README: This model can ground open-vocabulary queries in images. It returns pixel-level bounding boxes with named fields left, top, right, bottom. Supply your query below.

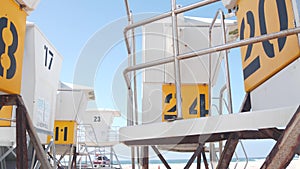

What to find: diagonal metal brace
left=184, top=144, right=204, bottom=169
left=0, top=95, right=52, bottom=169
left=151, top=146, right=171, bottom=169
left=261, top=106, right=300, bottom=169
left=216, top=133, right=240, bottom=169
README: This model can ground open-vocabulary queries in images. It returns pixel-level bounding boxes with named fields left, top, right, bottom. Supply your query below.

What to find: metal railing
left=123, top=1, right=300, bottom=169
left=208, top=9, right=233, bottom=115
left=124, top=0, right=221, bottom=54
left=123, top=1, right=300, bottom=121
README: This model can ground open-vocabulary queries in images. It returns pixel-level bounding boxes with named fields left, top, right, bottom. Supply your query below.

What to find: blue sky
left=27, top=0, right=275, bottom=159
left=28, top=0, right=244, bottom=114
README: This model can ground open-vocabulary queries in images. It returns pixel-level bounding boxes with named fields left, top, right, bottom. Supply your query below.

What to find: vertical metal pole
left=209, top=143, right=217, bottom=168
left=208, top=27, right=212, bottom=117
left=131, top=18, right=140, bottom=168
left=16, top=106, right=28, bottom=169
left=219, top=11, right=233, bottom=114
left=171, top=0, right=183, bottom=119
left=136, top=147, right=140, bottom=169
left=71, top=146, right=77, bottom=169
left=68, top=145, right=73, bottom=169
left=110, top=146, right=113, bottom=167
left=141, top=146, right=149, bottom=169
left=124, top=1, right=136, bottom=168
left=219, top=141, right=223, bottom=161
left=197, top=151, right=201, bottom=169
left=52, top=139, right=57, bottom=169
left=131, top=147, right=136, bottom=169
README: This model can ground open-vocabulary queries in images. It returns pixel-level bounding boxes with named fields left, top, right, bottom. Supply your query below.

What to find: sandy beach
left=121, top=158, right=300, bottom=169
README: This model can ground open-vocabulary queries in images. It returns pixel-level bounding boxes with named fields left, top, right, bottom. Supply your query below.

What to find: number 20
left=240, top=0, right=288, bottom=79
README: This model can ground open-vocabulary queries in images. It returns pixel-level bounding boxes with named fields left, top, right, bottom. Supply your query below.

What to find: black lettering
left=0, top=17, right=18, bottom=79
left=63, top=127, right=68, bottom=141
left=243, top=56, right=261, bottom=79
left=200, top=94, right=208, bottom=117
left=55, top=127, right=59, bottom=141
left=164, top=93, right=176, bottom=113
left=240, top=11, right=255, bottom=61
left=189, top=98, right=197, bottom=115
left=259, top=0, right=288, bottom=58
left=44, top=45, right=54, bottom=70
left=0, top=17, right=7, bottom=77
left=7, top=22, right=17, bottom=79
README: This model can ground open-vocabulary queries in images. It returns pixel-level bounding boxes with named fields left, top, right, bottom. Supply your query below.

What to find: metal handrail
left=78, top=124, right=99, bottom=144
left=208, top=9, right=229, bottom=116
left=124, top=27, right=300, bottom=89
left=124, top=0, right=221, bottom=54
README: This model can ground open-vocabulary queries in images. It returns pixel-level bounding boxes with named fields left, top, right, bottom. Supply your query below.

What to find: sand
left=121, top=158, right=300, bottom=169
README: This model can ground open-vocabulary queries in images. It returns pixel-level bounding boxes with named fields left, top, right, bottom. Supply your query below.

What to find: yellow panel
left=49, top=120, right=77, bottom=145
left=0, top=0, right=27, bottom=94
left=0, top=106, right=12, bottom=126
left=162, top=84, right=209, bottom=121
left=237, top=0, right=300, bottom=92
left=162, top=84, right=177, bottom=121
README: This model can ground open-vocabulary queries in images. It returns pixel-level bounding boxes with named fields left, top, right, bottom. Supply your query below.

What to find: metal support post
left=110, top=146, right=113, bottom=167
left=171, top=0, right=183, bottom=119
left=201, top=151, right=209, bottom=169
left=197, top=151, right=201, bottom=169
left=141, top=146, right=148, bottom=169
left=16, top=105, right=28, bottom=169
left=71, top=146, right=77, bottom=169
left=209, top=143, right=217, bottom=168
left=68, top=145, right=73, bottom=169
left=131, top=147, right=136, bottom=169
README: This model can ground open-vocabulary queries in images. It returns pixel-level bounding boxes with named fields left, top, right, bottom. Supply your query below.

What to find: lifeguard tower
left=78, top=109, right=122, bottom=169
left=120, top=0, right=300, bottom=169
left=0, top=8, right=62, bottom=169
left=52, top=82, right=95, bottom=168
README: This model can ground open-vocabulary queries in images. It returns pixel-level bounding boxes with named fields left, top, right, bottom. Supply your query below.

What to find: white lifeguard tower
left=120, top=0, right=300, bottom=169
left=0, top=20, right=62, bottom=169
left=52, top=81, right=95, bottom=168
left=78, top=109, right=122, bottom=169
